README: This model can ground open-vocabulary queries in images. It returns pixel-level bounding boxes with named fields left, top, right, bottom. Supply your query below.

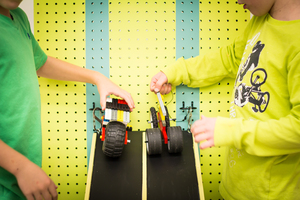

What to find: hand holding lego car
left=150, top=71, right=172, bottom=95
left=95, top=73, right=135, bottom=111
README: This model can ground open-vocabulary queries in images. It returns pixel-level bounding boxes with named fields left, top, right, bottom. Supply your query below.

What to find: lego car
left=146, top=92, right=183, bottom=155
left=95, top=98, right=132, bottom=157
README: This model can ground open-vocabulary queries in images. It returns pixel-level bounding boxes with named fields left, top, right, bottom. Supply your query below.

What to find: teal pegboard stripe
left=86, top=0, right=109, bottom=165
left=176, top=0, right=200, bottom=130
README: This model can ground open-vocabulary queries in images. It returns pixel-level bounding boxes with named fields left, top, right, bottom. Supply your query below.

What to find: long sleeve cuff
left=214, top=116, right=237, bottom=147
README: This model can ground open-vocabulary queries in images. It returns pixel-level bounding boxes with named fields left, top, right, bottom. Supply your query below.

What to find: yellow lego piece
left=117, top=110, right=124, bottom=122
left=158, top=106, right=165, bottom=121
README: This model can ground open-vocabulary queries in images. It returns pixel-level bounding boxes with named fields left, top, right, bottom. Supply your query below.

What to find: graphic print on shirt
left=234, top=40, right=270, bottom=113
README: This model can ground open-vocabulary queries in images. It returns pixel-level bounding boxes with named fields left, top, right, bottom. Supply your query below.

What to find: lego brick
left=106, top=98, right=113, bottom=103
left=111, top=109, right=118, bottom=121
left=104, top=108, right=112, bottom=121
left=117, top=110, right=124, bottom=122
left=123, top=111, right=130, bottom=124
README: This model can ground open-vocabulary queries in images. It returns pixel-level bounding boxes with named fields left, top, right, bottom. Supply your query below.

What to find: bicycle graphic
left=234, top=68, right=270, bottom=113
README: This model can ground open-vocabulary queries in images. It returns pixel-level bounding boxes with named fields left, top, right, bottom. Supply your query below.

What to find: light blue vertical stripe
left=176, top=0, right=200, bottom=130
left=86, top=0, right=109, bottom=165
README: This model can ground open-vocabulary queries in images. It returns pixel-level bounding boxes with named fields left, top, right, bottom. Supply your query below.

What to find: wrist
left=0, top=140, right=29, bottom=177
left=214, top=117, right=236, bottom=147
left=92, top=71, right=106, bottom=86
left=10, top=155, right=31, bottom=177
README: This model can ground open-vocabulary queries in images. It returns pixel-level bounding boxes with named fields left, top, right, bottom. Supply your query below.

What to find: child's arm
left=0, top=140, right=58, bottom=200
left=150, top=15, right=255, bottom=94
left=36, top=56, right=135, bottom=111
left=149, top=47, right=242, bottom=96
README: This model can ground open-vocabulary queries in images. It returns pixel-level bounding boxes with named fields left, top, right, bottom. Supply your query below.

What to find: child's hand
left=191, top=115, right=216, bottom=149
left=15, top=161, right=58, bottom=200
left=96, top=74, right=135, bottom=111
left=150, top=71, right=172, bottom=94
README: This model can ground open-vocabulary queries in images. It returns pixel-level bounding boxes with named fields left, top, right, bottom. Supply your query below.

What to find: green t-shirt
left=0, top=8, right=47, bottom=200
left=163, top=14, right=300, bottom=199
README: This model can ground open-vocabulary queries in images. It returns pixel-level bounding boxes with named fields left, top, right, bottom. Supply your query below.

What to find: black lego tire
left=102, top=121, right=126, bottom=157
left=167, top=126, right=184, bottom=154
left=164, top=106, right=170, bottom=128
left=150, top=107, right=158, bottom=128
left=146, top=128, right=162, bottom=155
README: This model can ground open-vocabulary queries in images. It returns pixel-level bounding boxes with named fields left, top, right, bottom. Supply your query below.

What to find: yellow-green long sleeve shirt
left=162, top=14, right=300, bottom=200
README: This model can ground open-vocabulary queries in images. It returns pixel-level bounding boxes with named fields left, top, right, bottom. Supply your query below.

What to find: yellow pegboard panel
left=34, top=1, right=87, bottom=199
left=199, top=1, right=250, bottom=200
left=108, top=0, right=177, bottom=131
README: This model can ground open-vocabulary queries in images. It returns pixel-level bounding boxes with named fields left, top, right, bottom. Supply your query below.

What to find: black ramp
left=147, top=131, right=200, bottom=200
left=89, top=131, right=142, bottom=200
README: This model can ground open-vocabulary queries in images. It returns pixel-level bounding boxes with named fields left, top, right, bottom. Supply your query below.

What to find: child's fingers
left=150, top=74, right=161, bottom=92
left=194, top=132, right=209, bottom=143
left=160, top=83, right=172, bottom=94
left=191, top=121, right=205, bottom=136
left=49, top=182, right=58, bottom=200
left=199, top=140, right=214, bottom=149
left=122, top=93, right=135, bottom=111
left=150, top=78, right=157, bottom=92
left=41, top=190, right=52, bottom=200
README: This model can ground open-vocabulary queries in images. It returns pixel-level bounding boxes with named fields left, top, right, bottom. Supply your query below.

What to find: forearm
left=0, top=139, right=30, bottom=176
left=36, top=56, right=105, bottom=85
left=37, top=56, right=135, bottom=110
left=163, top=51, right=238, bottom=88
left=162, top=21, right=250, bottom=88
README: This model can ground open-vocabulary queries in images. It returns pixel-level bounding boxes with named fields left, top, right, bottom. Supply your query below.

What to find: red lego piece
left=157, top=112, right=168, bottom=144
left=101, top=126, right=106, bottom=141
left=162, top=126, right=168, bottom=144
left=118, top=99, right=128, bottom=105
left=124, top=130, right=128, bottom=145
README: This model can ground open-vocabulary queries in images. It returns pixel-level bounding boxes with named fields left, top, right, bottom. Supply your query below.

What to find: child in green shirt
left=0, top=1, right=135, bottom=200
left=151, top=0, right=300, bottom=199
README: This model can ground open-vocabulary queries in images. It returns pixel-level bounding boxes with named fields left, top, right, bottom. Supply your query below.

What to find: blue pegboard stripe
left=86, top=0, right=109, bottom=165
left=176, top=0, right=200, bottom=130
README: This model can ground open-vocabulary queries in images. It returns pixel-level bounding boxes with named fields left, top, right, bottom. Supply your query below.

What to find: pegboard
left=85, top=0, right=178, bottom=164
left=175, top=0, right=200, bottom=131
left=34, top=1, right=87, bottom=200
left=85, top=0, right=110, bottom=166
left=32, top=0, right=250, bottom=199
left=108, top=0, right=177, bottom=132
